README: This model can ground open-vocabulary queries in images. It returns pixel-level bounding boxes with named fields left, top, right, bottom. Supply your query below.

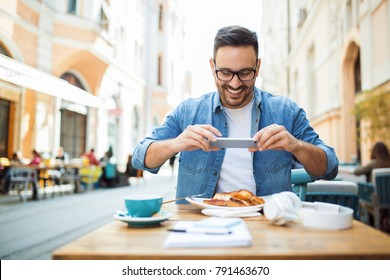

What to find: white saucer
left=114, top=210, right=173, bottom=227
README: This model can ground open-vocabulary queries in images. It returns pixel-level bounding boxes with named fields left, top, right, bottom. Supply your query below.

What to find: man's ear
left=256, top=58, right=261, bottom=77
left=209, top=58, right=215, bottom=76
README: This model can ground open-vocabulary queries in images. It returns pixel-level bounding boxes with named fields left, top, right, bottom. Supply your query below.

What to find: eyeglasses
left=214, top=59, right=258, bottom=82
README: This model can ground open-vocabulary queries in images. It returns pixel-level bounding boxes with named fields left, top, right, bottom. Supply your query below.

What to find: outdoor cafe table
left=52, top=204, right=390, bottom=260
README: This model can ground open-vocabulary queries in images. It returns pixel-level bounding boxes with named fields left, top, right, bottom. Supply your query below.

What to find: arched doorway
left=342, top=42, right=361, bottom=163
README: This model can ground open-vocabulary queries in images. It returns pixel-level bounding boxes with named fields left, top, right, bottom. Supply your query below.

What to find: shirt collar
left=254, top=87, right=262, bottom=109
left=213, top=92, right=223, bottom=113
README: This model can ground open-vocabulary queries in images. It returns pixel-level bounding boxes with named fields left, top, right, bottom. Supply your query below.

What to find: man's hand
left=174, top=124, right=222, bottom=152
left=250, top=124, right=299, bottom=153
left=250, top=124, right=327, bottom=177
left=145, top=124, right=222, bottom=169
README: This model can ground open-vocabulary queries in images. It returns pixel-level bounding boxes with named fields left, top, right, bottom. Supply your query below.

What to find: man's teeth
left=227, top=88, right=241, bottom=94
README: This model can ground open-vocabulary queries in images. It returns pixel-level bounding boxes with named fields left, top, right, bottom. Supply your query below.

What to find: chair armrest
left=291, top=169, right=314, bottom=184
left=357, top=182, right=374, bottom=202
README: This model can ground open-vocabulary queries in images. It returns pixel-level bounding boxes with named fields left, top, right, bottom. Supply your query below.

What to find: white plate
left=114, top=210, right=173, bottom=227
left=201, top=209, right=261, bottom=218
left=185, top=197, right=263, bottom=212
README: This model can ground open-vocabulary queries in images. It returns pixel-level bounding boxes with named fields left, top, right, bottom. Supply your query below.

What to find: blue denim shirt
left=132, top=88, right=339, bottom=202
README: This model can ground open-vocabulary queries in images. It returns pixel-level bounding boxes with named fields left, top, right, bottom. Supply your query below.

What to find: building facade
left=261, top=0, right=390, bottom=165
left=0, top=0, right=188, bottom=171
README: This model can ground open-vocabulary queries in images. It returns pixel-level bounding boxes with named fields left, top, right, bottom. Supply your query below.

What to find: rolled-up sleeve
left=318, top=144, right=339, bottom=180
left=132, top=138, right=161, bottom=174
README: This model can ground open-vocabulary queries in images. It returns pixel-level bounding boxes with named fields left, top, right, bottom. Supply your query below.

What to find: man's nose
left=229, top=73, right=242, bottom=88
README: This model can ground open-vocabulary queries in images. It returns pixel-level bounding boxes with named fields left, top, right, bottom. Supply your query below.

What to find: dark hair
left=371, top=142, right=390, bottom=160
left=213, top=25, right=258, bottom=58
left=32, top=149, right=41, bottom=158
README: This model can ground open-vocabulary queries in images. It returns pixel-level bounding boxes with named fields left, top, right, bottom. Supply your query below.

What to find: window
left=0, top=99, right=11, bottom=157
left=0, top=43, right=11, bottom=56
left=354, top=51, right=361, bottom=94
left=306, top=44, right=316, bottom=117
left=68, top=0, right=77, bottom=14
left=134, top=41, right=144, bottom=77
left=100, top=8, right=109, bottom=32
left=346, top=0, right=352, bottom=31
left=297, top=8, right=307, bottom=28
left=158, top=55, right=163, bottom=86
left=131, top=107, right=139, bottom=149
left=60, top=109, right=87, bottom=159
left=158, top=4, right=164, bottom=31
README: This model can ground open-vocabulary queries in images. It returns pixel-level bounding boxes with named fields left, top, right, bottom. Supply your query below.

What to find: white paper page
left=164, top=220, right=252, bottom=248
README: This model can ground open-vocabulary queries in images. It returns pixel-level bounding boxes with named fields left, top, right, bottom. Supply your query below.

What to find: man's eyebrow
left=217, top=66, right=255, bottom=71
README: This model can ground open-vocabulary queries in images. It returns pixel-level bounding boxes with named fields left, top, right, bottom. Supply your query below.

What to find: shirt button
left=213, top=171, right=218, bottom=176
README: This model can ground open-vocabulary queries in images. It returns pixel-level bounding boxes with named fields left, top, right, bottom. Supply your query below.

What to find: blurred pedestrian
left=169, top=155, right=176, bottom=175
left=82, top=148, right=100, bottom=166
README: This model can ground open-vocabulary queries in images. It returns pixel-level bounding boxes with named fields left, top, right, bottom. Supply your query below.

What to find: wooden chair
left=59, top=167, right=80, bottom=193
left=305, top=180, right=360, bottom=220
left=9, top=167, right=38, bottom=202
left=358, top=168, right=390, bottom=229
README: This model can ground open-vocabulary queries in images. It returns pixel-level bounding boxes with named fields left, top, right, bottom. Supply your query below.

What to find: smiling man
left=132, top=25, right=338, bottom=202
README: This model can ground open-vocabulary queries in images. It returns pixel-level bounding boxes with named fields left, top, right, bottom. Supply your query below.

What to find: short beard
left=218, top=83, right=254, bottom=108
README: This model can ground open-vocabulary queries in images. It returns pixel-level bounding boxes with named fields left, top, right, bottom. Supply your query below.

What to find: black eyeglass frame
left=213, top=59, right=258, bottom=82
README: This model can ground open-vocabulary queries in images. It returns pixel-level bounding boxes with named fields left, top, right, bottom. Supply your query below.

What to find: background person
left=354, top=141, right=390, bottom=182
left=55, top=146, right=69, bottom=164
left=132, top=25, right=338, bottom=202
left=28, top=149, right=42, bottom=166
left=169, top=155, right=176, bottom=175
left=82, top=148, right=100, bottom=166
left=126, top=154, right=140, bottom=178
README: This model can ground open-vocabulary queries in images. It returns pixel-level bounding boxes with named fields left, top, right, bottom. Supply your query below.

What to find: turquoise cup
left=124, top=195, right=163, bottom=217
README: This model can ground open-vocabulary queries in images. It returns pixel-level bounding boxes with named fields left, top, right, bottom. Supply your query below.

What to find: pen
left=167, top=228, right=232, bottom=235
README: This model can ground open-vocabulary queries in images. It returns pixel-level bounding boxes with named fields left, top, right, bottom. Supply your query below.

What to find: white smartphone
left=210, top=137, right=257, bottom=149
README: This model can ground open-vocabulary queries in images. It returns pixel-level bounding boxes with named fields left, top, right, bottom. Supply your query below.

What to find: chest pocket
left=179, top=150, right=208, bottom=173
left=260, top=150, right=292, bottom=173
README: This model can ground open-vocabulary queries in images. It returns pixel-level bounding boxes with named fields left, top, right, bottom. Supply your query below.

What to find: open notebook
left=164, top=218, right=252, bottom=248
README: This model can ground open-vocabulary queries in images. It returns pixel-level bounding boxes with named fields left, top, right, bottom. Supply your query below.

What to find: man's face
left=210, top=46, right=260, bottom=109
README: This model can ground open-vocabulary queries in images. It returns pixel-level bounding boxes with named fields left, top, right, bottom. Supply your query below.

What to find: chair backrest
left=305, top=180, right=359, bottom=219
left=10, top=167, right=36, bottom=181
left=372, top=168, right=390, bottom=206
left=372, top=168, right=390, bottom=178
left=305, top=192, right=360, bottom=220
left=307, top=180, right=358, bottom=194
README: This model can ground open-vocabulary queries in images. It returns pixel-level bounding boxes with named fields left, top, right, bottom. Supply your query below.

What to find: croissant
left=203, top=189, right=265, bottom=207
